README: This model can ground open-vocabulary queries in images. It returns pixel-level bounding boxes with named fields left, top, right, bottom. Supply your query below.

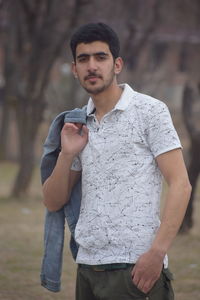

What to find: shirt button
left=145, top=297, right=149, bottom=300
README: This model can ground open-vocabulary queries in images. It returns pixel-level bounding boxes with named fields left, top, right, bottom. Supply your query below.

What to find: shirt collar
left=86, top=83, right=135, bottom=116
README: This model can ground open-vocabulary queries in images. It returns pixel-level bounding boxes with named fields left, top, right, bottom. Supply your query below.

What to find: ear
left=71, top=62, right=78, bottom=78
left=114, top=57, right=123, bottom=75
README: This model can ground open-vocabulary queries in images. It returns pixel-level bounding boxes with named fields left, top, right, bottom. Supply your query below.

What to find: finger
left=74, top=122, right=83, bottom=130
left=132, top=270, right=140, bottom=286
left=137, top=279, right=146, bottom=293
left=131, top=265, right=141, bottom=282
left=62, top=123, right=82, bottom=135
left=139, top=275, right=157, bottom=293
left=142, top=281, right=152, bottom=294
left=62, top=122, right=79, bottom=130
left=82, top=125, right=89, bottom=136
left=131, top=265, right=136, bottom=277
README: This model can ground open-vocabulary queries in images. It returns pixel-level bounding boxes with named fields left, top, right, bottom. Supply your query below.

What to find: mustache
left=84, top=72, right=102, bottom=80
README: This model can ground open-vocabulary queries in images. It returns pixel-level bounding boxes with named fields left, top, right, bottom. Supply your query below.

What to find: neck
left=91, top=82, right=123, bottom=121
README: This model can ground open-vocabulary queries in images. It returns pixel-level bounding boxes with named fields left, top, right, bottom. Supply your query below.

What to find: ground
left=0, top=162, right=199, bottom=300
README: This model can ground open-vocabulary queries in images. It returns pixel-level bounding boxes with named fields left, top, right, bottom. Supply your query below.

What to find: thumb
left=81, top=125, right=89, bottom=143
left=82, top=125, right=89, bottom=136
left=131, top=265, right=136, bottom=277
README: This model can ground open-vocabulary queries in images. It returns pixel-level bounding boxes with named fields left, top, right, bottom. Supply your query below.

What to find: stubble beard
left=81, top=68, right=116, bottom=95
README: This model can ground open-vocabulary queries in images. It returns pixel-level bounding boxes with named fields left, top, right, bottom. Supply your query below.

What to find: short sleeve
left=71, top=155, right=82, bottom=171
left=147, top=102, right=182, bottom=157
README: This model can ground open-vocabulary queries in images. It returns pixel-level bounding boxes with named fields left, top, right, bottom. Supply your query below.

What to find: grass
left=0, top=162, right=76, bottom=300
left=0, top=162, right=199, bottom=300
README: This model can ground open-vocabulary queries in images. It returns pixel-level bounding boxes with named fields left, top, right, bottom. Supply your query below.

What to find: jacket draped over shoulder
left=40, top=107, right=87, bottom=292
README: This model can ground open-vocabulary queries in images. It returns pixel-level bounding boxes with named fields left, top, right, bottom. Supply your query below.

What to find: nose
left=87, top=56, right=97, bottom=72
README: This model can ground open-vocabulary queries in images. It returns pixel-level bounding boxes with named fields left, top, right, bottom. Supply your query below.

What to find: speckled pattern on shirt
left=71, top=84, right=182, bottom=267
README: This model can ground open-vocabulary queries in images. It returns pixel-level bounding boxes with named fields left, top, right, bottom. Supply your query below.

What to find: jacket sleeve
left=40, top=209, right=65, bottom=292
left=40, top=107, right=86, bottom=292
left=40, top=148, right=60, bottom=184
left=40, top=111, right=65, bottom=184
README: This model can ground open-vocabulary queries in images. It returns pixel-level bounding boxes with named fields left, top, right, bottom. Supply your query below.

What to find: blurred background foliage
left=0, top=0, right=200, bottom=232
left=0, top=1, right=200, bottom=299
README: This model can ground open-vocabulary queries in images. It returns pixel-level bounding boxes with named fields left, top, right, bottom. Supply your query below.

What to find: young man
left=42, top=23, right=191, bottom=300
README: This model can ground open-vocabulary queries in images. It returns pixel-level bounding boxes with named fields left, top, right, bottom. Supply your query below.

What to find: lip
left=85, top=77, right=100, bottom=84
left=85, top=75, right=102, bottom=81
left=87, top=76, right=98, bottom=81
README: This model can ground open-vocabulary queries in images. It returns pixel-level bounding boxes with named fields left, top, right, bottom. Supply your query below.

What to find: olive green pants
left=76, top=265, right=174, bottom=300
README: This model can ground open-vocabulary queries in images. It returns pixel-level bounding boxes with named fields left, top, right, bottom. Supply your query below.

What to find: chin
left=84, top=84, right=106, bottom=95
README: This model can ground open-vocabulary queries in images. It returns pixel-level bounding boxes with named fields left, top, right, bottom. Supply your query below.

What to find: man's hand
left=131, top=249, right=164, bottom=294
left=61, top=123, right=88, bottom=156
left=42, top=122, right=88, bottom=212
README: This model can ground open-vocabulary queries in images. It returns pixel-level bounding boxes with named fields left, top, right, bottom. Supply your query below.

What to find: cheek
left=75, top=64, right=85, bottom=74
left=76, top=69, right=85, bottom=80
left=107, top=65, right=116, bottom=76
left=102, top=62, right=115, bottom=73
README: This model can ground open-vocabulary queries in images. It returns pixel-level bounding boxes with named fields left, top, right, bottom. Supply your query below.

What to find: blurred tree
left=0, top=0, right=162, bottom=197
left=0, top=0, right=92, bottom=196
left=0, top=0, right=199, bottom=234
left=180, top=83, right=200, bottom=232
left=122, top=0, right=200, bottom=233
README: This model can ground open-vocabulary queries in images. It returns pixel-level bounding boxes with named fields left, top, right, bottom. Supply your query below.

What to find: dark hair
left=70, top=22, right=120, bottom=61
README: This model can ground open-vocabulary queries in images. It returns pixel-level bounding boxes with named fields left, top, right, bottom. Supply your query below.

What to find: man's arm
left=42, top=123, right=88, bottom=212
left=132, top=148, right=192, bottom=293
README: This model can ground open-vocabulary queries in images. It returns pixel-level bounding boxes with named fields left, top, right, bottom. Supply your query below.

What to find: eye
left=96, top=54, right=107, bottom=61
left=77, top=56, right=88, bottom=63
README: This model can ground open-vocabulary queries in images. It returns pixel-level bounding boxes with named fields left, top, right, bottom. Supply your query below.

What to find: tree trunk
left=0, top=100, right=10, bottom=160
left=11, top=96, right=44, bottom=197
left=11, top=137, right=36, bottom=197
left=179, top=143, right=200, bottom=232
left=180, top=83, right=200, bottom=233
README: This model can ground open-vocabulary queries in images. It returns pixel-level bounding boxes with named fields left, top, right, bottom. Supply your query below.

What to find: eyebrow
left=76, top=52, right=109, bottom=59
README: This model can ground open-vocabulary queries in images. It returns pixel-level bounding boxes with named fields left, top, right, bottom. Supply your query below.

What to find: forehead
left=76, top=41, right=111, bottom=57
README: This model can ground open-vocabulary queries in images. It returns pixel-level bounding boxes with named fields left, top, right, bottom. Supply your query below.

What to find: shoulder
left=126, top=90, right=169, bottom=128
left=131, top=90, right=168, bottom=113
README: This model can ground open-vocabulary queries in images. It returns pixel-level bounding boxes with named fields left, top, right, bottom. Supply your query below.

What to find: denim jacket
left=40, top=107, right=87, bottom=292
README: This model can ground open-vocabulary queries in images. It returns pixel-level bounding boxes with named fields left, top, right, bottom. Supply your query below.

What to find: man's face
left=72, top=41, right=122, bottom=95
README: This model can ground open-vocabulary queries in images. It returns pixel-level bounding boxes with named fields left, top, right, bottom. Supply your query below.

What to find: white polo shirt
left=71, top=84, right=182, bottom=267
